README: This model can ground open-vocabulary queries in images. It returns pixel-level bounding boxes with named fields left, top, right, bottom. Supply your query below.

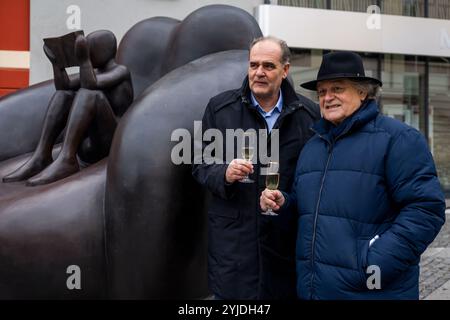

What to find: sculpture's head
left=87, top=30, right=117, bottom=68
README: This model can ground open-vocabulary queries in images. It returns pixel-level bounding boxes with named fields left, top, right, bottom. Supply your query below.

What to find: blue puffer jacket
left=283, top=100, right=446, bottom=299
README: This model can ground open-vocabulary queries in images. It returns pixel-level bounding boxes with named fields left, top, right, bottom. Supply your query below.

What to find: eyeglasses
left=317, top=86, right=347, bottom=98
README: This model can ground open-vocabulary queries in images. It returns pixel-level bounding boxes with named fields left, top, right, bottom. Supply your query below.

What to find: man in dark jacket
left=192, top=36, right=319, bottom=299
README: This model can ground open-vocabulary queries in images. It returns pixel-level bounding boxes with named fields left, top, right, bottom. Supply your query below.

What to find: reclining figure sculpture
left=3, top=30, right=133, bottom=186
left=0, top=5, right=262, bottom=299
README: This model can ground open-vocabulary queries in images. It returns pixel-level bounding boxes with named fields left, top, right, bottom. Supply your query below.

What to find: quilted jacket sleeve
left=366, top=128, right=446, bottom=287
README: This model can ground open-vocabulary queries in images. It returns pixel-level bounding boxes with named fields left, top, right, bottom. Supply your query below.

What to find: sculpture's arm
left=75, top=35, right=97, bottom=89
left=75, top=35, right=130, bottom=90
left=93, top=65, right=131, bottom=89
left=75, top=35, right=96, bottom=89
left=43, top=44, right=80, bottom=90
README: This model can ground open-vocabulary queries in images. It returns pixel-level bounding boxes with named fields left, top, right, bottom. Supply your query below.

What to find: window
left=277, top=0, right=327, bottom=9
left=428, top=0, right=450, bottom=20
left=429, top=58, right=450, bottom=192
left=381, top=54, right=426, bottom=133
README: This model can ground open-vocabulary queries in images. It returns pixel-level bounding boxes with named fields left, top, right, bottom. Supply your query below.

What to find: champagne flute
left=262, top=161, right=279, bottom=216
left=240, top=132, right=254, bottom=183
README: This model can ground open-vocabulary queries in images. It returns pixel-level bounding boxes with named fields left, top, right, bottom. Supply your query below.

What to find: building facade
left=262, top=0, right=450, bottom=194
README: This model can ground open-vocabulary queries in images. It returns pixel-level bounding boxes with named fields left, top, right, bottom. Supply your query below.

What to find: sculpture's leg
left=27, top=89, right=117, bottom=186
left=2, top=90, right=75, bottom=182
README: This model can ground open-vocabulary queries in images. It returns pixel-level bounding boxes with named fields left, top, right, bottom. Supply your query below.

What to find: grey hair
left=348, top=79, right=382, bottom=100
left=249, top=36, right=291, bottom=65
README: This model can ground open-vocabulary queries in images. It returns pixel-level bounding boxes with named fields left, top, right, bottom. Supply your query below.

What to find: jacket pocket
left=209, top=208, right=239, bottom=219
left=356, top=238, right=370, bottom=291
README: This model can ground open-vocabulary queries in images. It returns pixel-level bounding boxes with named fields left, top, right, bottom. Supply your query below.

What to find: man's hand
left=260, top=188, right=285, bottom=211
left=225, top=159, right=254, bottom=184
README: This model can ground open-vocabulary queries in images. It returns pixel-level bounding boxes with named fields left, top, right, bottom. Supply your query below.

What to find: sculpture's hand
left=75, top=34, right=90, bottom=63
left=43, top=44, right=57, bottom=64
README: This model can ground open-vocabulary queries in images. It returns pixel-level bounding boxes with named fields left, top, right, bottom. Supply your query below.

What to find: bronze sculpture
left=3, top=30, right=133, bottom=186
left=0, top=5, right=262, bottom=299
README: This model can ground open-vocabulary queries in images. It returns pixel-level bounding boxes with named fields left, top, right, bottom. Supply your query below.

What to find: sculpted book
left=43, top=30, right=85, bottom=68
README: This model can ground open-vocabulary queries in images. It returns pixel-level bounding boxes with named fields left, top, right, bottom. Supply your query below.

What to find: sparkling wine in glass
left=240, top=132, right=254, bottom=183
left=262, top=161, right=279, bottom=216
left=242, top=146, right=254, bottom=162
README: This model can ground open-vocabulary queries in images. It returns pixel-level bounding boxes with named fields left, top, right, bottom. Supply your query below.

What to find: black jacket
left=192, top=77, right=319, bottom=299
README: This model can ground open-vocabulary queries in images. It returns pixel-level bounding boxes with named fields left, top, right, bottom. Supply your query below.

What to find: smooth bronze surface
left=0, top=5, right=262, bottom=298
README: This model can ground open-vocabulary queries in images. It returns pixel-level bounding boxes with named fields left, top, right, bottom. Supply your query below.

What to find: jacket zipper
left=309, top=136, right=333, bottom=299
left=243, top=100, right=267, bottom=298
left=244, top=99, right=299, bottom=297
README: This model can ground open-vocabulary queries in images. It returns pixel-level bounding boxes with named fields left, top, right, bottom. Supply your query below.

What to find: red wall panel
left=0, top=0, right=30, bottom=96
left=0, top=0, right=30, bottom=51
left=0, top=68, right=29, bottom=87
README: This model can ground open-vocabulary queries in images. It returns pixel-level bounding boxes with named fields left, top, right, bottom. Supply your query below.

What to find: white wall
left=30, top=0, right=263, bottom=84
left=256, top=5, right=450, bottom=58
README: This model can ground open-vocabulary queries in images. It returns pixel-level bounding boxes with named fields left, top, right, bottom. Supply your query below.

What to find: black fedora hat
left=300, top=51, right=382, bottom=91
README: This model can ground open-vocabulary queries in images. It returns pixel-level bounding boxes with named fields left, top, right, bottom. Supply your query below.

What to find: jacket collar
left=312, top=99, right=379, bottom=139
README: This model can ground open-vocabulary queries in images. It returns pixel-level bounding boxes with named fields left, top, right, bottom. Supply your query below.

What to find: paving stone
left=419, top=213, right=450, bottom=299
left=424, top=280, right=450, bottom=300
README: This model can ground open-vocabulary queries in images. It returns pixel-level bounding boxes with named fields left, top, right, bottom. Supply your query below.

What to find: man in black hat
left=261, top=51, right=445, bottom=299
left=192, top=36, right=319, bottom=299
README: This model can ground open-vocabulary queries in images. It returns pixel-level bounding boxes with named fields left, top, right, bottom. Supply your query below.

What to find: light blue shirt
left=250, top=91, right=283, bottom=133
